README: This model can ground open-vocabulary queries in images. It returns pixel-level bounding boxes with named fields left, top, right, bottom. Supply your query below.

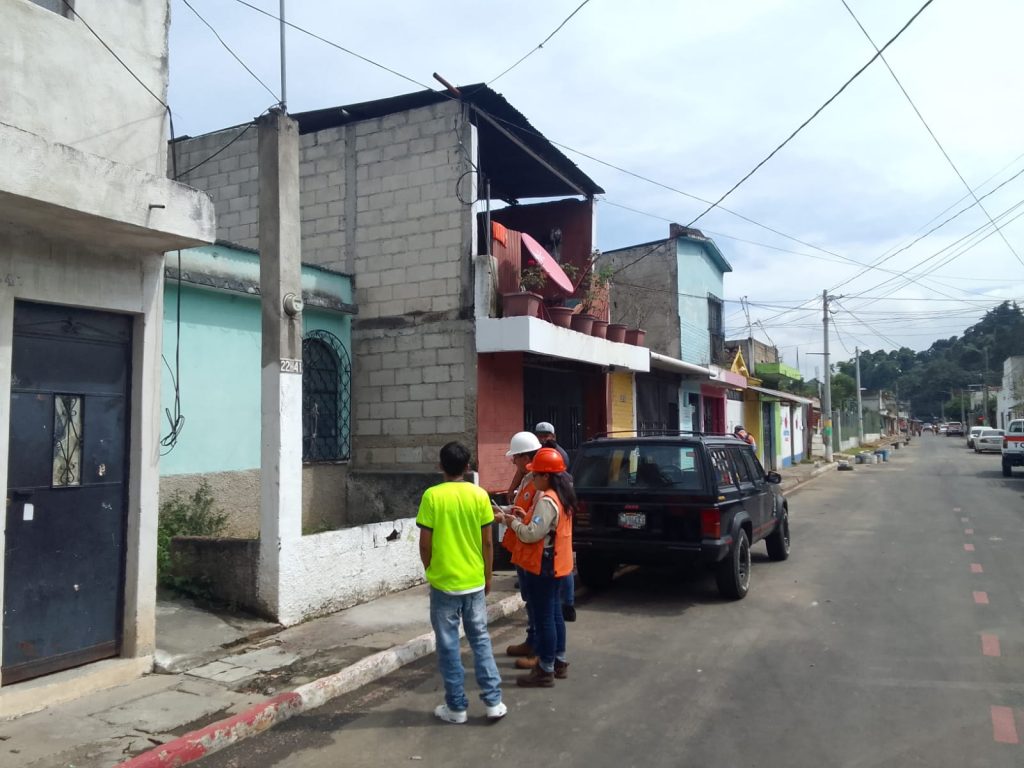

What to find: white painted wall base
left=274, top=518, right=424, bottom=626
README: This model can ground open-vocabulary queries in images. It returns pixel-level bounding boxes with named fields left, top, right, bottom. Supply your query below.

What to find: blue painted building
left=159, top=242, right=356, bottom=536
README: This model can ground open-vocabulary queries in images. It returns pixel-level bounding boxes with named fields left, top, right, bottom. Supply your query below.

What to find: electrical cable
left=839, top=0, right=1024, bottom=269
left=182, top=0, right=281, bottom=104
left=488, top=0, right=594, bottom=85
left=686, top=0, right=937, bottom=226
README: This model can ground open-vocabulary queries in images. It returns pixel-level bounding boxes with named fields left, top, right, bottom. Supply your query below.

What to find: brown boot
left=554, top=660, right=569, bottom=679
left=516, top=666, right=555, bottom=688
left=506, top=641, right=534, bottom=657
left=515, top=656, right=538, bottom=670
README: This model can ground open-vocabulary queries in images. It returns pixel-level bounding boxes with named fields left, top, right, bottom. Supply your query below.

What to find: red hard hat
left=526, top=446, right=566, bottom=473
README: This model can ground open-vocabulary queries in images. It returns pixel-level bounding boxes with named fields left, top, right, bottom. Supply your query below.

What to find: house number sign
left=280, top=358, right=303, bottom=374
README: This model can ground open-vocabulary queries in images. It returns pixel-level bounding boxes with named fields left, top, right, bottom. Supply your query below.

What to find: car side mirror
left=765, top=471, right=782, bottom=484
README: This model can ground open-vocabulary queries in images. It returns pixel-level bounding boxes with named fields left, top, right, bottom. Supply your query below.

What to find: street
left=197, top=436, right=1024, bottom=767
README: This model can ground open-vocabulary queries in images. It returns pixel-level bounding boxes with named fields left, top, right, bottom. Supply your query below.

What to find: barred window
left=302, top=330, right=351, bottom=462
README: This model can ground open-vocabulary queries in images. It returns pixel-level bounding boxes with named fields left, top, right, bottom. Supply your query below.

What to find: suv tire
left=577, top=556, right=615, bottom=590
left=765, top=509, right=791, bottom=562
left=1003, top=461, right=1012, bottom=477
left=716, top=529, right=751, bottom=600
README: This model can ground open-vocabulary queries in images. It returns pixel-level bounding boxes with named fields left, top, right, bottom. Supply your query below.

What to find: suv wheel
left=765, top=509, right=791, bottom=561
left=1003, top=461, right=1012, bottom=478
left=716, top=529, right=751, bottom=600
left=577, top=556, right=615, bottom=590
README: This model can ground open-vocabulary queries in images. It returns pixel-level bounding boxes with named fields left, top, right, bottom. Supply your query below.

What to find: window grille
left=302, top=330, right=351, bottom=462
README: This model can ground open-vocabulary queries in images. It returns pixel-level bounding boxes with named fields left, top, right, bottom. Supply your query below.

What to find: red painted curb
left=118, top=691, right=303, bottom=767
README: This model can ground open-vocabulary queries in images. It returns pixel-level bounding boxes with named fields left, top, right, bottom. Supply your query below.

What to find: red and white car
left=1002, top=420, right=1024, bottom=476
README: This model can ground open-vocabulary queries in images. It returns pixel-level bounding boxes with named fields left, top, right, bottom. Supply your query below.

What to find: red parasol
left=520, top=233, right=574, bottom=294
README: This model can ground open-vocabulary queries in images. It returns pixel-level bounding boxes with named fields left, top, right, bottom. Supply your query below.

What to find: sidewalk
left=1, top=459, right=839, bottom=768
left=0, top=574, right=523, bottom=768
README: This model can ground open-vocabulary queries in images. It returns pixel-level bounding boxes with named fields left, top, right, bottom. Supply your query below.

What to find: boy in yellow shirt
left=417, top=442, right=506, bottom=723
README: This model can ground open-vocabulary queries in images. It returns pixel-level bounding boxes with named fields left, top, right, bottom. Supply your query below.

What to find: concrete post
left=257, top=109, right=304, bottom=619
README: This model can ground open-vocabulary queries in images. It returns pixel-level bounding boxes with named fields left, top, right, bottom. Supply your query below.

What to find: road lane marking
left=971, top=563, right=984, bottom=573
left=974, top=591, right=990, bottom=605
left=965, top=528, right=974, bottom=535
left=961, top=517, right=970, bottom=523
left=954, top=507, right=962, bottom=512
left=965, top=543, right=976, bottom=552
left=991, top=706, right=1019, bottom=744
left=982, top=634, right=1002, bottom=657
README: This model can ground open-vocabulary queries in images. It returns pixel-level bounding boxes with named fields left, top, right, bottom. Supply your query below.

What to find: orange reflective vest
left=500, top=478, right=536, bottom=555
left=513, top=489, right=573, bottom=578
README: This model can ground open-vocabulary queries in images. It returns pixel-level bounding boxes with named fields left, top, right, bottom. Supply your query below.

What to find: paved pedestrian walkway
left=0, top=458, right=841, bottom=768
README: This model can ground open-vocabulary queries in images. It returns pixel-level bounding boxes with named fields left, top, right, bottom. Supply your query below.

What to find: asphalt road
left=198, top=436, right=1024, bottom=767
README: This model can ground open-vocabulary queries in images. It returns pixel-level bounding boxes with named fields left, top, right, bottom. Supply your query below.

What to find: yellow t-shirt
left=416, top=481, right=494, bottom=594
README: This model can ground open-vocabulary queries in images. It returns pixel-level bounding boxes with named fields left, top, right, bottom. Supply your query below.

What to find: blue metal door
left=3, top=302, right=131, bottom=684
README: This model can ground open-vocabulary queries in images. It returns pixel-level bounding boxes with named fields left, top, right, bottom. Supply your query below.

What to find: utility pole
left=984, top=348, right=990, bottom=426
left=960, top=388, right=966, bottom=427
left=822, top=290, right=833, bottom=462
left=279, top=0, right=287, bottom=110
left=855, top=346, right=864, bottom=444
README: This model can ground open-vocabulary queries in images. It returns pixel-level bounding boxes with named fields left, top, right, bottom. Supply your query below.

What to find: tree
left=831, top=372, right=857, bottom=409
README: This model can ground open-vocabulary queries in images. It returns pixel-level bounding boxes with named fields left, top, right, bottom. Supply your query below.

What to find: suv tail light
left=1005, top=438, right=1010, bottom=449
left=575, top=500, right=590, bottom=527
left=700, top=509, right=721, bottom=538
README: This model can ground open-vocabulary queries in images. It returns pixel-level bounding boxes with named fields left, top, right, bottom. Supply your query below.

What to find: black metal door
left=3, top=302, right=131, bottom=685
left=761, top=402, right=776, bottom=471
left=523, top=367, right=583, bottom=453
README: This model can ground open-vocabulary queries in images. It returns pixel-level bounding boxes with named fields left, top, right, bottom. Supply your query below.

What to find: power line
left=489, top=0, right=594, bottom=85
left=838, top=0, right=1024, bottom=269
left=686, top=0, right=937, bottom=226
left=182, top=0, right=281, bottom=104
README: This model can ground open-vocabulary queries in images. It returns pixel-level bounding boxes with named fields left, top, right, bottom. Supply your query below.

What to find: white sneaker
left=485, top=701, right=508, bottom=720
left=434, top=704, right=467, bottom=724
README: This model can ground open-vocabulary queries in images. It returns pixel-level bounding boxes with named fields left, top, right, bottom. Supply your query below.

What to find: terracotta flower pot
left=606, top=323, right=628, bottom=343
left=503, top=292, right=542, bottom=318
left=570, top=313, right=595, bottom=335
left=625, top=328, right=647, bottom=346
left=547, top=305, right=574, bottom=328
left=591, top=319, right=609, bottom=339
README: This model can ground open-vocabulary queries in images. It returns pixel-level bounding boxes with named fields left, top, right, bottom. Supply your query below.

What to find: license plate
left=618, top=512, right=646, bottom=530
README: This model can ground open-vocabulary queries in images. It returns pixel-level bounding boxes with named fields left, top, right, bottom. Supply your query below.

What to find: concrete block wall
left=600, top=242, right=680, bottom=358
left=174, top=100, right=477, bottom=473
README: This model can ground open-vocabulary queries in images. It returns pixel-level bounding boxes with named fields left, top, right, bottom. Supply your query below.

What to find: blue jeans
left=562, top=572, right=575, bottom=606
left=521, top=559, right=566, bottom=672
left=516, top=566, right=537, bottom=648
left=429, top=588, right=502, bottom=711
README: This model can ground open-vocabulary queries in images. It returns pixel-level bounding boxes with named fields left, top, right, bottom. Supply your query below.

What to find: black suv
left=570, top=434, right=790, bottom=599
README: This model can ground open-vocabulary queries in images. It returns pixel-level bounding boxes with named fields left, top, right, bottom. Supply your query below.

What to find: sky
left=167, top=0, right=1024, bottom=378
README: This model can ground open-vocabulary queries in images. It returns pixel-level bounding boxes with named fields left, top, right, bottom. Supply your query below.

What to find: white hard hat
left=506, top=431, right=542, bottom=457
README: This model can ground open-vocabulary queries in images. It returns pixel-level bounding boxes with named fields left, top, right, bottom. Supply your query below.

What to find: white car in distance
left=975, top=429, right=1005, bottom=453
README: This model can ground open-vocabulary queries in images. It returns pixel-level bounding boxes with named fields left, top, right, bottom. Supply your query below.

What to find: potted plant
left=546, top=263, right=578, bottom=328
left=503, top=265, right=546, bottom=318
left=579, top=261, right=614, bottom=338
left=625, top=304, right=648, bottom=346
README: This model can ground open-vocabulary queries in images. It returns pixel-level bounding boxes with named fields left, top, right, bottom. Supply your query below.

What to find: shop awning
left=649, top=351, right=711, bottom=377
left=748, top=385, right=813, bottom=405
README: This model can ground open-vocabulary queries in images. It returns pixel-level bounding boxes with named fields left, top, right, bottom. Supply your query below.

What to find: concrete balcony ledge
left=0, top=121, right=215, bottom=251
left=476, top=315, right=650, bottom=372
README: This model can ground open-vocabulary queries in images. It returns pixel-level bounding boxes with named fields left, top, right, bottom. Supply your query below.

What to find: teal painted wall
left=160, top=245, right=352, bottom=476
left=676, top=239, right=725, bottom=366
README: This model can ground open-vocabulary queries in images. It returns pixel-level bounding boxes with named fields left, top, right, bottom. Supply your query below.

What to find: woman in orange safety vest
left=498, top=446, right=575, bottom=687
left=492, top=431, right=541, bottom=664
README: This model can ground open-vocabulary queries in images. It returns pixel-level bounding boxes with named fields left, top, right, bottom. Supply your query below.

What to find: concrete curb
left=119, top=593, right=525, bottom=767
left=783, top=461, right=838, bottom=496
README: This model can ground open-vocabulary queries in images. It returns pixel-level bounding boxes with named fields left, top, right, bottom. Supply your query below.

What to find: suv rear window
left=573, top=442, right=707, bottom=491
left=1010, top=421, right=1024, bottom=434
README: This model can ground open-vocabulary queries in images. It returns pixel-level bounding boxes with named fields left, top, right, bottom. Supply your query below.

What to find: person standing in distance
left=534, top=422, right=576, bottom=622
left=417, top=442, right=506, bottom=724
left=733, top=425, right=757, bottom=452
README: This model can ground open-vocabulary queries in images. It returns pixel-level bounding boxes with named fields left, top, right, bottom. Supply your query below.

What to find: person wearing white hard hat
left=492, top=431, right=541, bottom=664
